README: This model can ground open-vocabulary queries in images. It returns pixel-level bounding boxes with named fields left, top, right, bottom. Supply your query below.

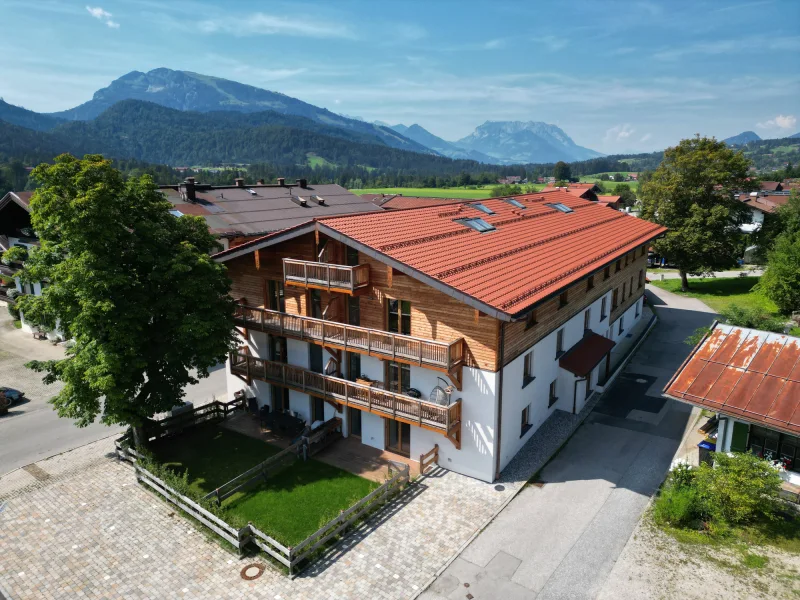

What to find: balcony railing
left=283, top=259, right=369, bottom=293
left=234, top=305, right=465, bottom=372
left=230, top=350, right=461, bottom=439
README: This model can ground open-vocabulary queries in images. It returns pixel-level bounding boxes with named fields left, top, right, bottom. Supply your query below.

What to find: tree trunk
left=132, top=424, right=147, bottom=449
left=679, top=270, right=690, bottom=292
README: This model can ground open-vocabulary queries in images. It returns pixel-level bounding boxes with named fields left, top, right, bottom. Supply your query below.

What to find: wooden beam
left=448, top=366, right=463, bottom=392
left=387, top=265, right=393, bottom=288
left=254, top=249, right=260, bottom=270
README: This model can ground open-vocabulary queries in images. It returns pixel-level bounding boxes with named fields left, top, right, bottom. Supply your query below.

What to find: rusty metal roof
left=664, top=323, right=800, bottom=435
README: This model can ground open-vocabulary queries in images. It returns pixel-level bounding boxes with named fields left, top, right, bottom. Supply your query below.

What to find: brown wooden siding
left=503, top=249, right=649, bottom=366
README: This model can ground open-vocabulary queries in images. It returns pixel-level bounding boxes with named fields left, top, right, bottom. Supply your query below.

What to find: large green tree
left=553, top=161, right=571, bottom=182
left=13, top=154, right=237, bottom=444
left=640, top=136, right=756, bottom=290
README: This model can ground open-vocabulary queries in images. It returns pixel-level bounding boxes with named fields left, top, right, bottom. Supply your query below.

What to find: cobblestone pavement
left=0, top=436, right=518, bottom=600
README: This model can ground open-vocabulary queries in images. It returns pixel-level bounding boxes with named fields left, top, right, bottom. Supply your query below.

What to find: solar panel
left=545, top=203, right=574, bottom=213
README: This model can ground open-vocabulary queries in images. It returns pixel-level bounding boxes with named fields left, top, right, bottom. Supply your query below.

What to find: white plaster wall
left=358, top=354, right=384, bottom=382
left=287, top=338, right=309, bottom=368
left=361, top=411, right=384, bottom=450
left=411, top=365, right=498, bottom=482
left=609, top=296, right=643, bottom=344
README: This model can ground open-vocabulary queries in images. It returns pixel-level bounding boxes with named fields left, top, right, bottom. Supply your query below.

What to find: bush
left=694, top=452, right=783, bottom=525
left=653, top=484, right=700, bottom=528
left=669, top=462, right=696, bottom=488
left=758, top=231, right=800, bottom=314
left=719, top=303, right=785, bottom=333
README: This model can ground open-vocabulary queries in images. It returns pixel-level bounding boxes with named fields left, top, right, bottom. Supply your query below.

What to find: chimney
left=296, top=178, right=307, bottom=189
left=277, top=177, right=285, bottom=187
left=235, top=178, right=245, bottom=188
left=257, top=179, right=265, bottom=185
left=184, top=177, right=196, bottom=202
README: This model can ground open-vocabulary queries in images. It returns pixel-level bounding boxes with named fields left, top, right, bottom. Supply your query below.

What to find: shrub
left=758, top=231, right=800, bottom=314
left=653, top=484, right=700, bottom=528
left=719, top=304, right=785, bottom=333
left=694, top=452, right=782, bottom=525
left=669, top=462, right=696, bottom=488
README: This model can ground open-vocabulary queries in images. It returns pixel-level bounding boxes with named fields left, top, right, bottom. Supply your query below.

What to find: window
left=630, top=276, right=634, bottom=296
left=471, top=203, right=495, bottom=215
left=523, top=351, right=534, bottom=387
left=638, top=269, right=644, bottom=289
left=559, top=290, right=569, bottom=309
left=268, top=280, right=285, bottom=312
left=586, top=275, right=594, bottom=291
left=309, top=345, right=323, bottom=374
left=387, top=361, right=411, bottom=393
left=618, top=316, right=625, bottom=335
left=612, top=288, right=619, bottom=310
left=455, top=217, right=495, bottom=232
left=584, top=308, right=591, bottom=330
left=387, top=299, right=411, bottom=335
left=545, top=202, right=574, bottom=213
left=506, top=198, right=526, bottom=209
left=556, top=328, right=565, bottom=357
left=347, top=351, right=361, bottom=382
left=348, top=296, right=360, bottom=326
left=600, top=297, right=608, bottom=320
left=622, top=282, right=627, bottom=300
left=525, top=309, right=538, bottom=330
left=520, top=405, right=532, bottom=437
left=615, top=259, right=622, bottom=273
left=346, top=246, right=359, bottom=266
left=604, top=266, right=610, bottom=280
left=310, top=289, right=322, bottom=319
left=312, top=397, right=325, bottom=422
left=548, top=380, right=558, bottom=407
left=635, top=300, right=640, bottom=318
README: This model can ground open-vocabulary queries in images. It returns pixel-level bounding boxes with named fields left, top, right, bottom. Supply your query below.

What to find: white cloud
left=197, top=13, right=355, bottom=39
left=757, top=114, right=797, bottom=130
left=640, top=133, right=652, bottom=142
left=533, top=35, right=569, bottom=52
left=86, top=5, right=119, bottom=29
left=395, top=23, right=427, bottom=41
left=604, top=124, right=636, bottom=142
left=655, top=36, right=800, bottom=60
left=483, top=39, right=505, bottom=50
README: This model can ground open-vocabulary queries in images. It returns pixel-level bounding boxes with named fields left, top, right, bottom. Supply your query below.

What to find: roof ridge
left=499, top=223, right=665, bottom=310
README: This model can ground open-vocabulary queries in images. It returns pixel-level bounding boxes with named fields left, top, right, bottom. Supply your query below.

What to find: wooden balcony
left=230, top=350, right=462, bottom=448
left=234, top=304, right=465, bottom=377
left=283, top=259, right=370, bottom=294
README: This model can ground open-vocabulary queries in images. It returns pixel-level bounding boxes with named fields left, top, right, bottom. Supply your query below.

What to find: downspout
left=494, top=321, right=506, bottom=481
left=572, top=377, right=587, bottom=414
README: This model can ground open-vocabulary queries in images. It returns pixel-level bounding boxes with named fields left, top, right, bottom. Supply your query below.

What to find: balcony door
left=269, top=336, right=290, bottom=413
left=268, top=280, right=285, bottom=312
left=385, top=418, right=411, bottom=457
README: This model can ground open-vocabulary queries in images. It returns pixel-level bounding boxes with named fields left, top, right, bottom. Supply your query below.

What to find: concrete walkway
left=647, top=268, right=762, bottom=281
left=421, top=286, right=717, bottom=600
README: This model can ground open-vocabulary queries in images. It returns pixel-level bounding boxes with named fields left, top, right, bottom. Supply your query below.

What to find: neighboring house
left=497, top=176, right=522, bottom=185
left=0, top=191, right=56, bottom=336
left=663, top=323, right=800, bottom=486
left=760, top=181, right=784, bottom=192
left=541, top=183, right=602, bottom=202
left=213, top=190, right=666, bottom=482
left=597, top=195, right=622, bottom=210
left=629, top=173, right=638, bottom=181
left=736, top=192, right=789, bottom=233
left=159, top=177, right=382, bottom=251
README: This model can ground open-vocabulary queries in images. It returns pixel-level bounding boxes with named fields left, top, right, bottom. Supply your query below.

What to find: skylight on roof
left=545, top=202, right=574, bottom=213
left=470, top=203, right=495, bottom=215
left=506, top=198, right=526, bottom=209
left=455, top=217, right=495, bottom=233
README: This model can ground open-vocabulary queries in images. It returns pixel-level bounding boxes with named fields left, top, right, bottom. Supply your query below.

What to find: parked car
left=0, top=386, right=24, bottom=406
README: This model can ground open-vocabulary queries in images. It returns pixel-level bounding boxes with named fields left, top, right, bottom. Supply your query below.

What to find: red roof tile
left=319, top=190, right=666, bottom=316
left=665, top=324, right=800, bottom=436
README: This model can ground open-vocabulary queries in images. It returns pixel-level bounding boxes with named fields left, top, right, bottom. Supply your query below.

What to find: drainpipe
left=494, top=322, right=506, bottom=481
left=572, top=377, right=587, bottom=414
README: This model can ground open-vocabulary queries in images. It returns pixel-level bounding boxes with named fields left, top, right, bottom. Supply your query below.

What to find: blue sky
left=1, top=0, right=798, bottom=154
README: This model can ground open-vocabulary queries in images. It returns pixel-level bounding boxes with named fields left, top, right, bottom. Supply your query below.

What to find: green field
left=353, top=184, right=546, bottom=199
left=306, top=153, right=336, bottom=168
left=649, top=276, right=780, bottom=315
left=579, top=174, right=640, bottom=192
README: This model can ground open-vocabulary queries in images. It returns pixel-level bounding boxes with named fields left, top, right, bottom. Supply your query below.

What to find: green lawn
left=306, top=153, right=336, bottom=168
left=649, top=276, right=780, bottom=315
left=150, top=424, right=378, bottom=546
left=579, top=176, right=640, bottom=192
left=353, top=185, right=546, bottom=199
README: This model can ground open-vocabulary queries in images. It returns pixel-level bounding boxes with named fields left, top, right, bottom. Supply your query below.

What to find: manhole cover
left=494, top=484, right=505, bottom=492
left=635, top=378, right=648, bottom=384
left=240, top=563, right=265, bottom=580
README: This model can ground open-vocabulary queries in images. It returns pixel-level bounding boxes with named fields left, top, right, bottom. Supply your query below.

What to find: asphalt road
left=421, top=285, right=717, bottom=600
left=0, top=306, right=228, bottom=476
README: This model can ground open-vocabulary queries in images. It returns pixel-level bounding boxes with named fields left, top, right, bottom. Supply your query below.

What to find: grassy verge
left=12, top=319, right=21, bottom=329
left=150, top=423, right=378, bottom=546
left=649, top=276, right=780, bottom=315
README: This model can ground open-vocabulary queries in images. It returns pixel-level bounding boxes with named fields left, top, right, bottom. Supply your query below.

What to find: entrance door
left=386, top=418, right=411, bottom=457
left=348, top=407, right=362, bottom=438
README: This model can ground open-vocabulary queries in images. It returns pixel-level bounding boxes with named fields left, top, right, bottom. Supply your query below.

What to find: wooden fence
left=142, top=397, right=246, bottom=443
left=419, top=444, right=439, bottom=474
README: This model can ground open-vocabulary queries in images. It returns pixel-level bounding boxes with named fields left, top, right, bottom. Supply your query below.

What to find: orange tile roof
left=319, top=190, right=666, bottom=316
left=664, top=323, right=800, bottom=436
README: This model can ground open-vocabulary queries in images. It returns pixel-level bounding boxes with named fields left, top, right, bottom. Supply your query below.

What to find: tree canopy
left=640, top=136, right=756, bottom=289
left=553, top=161, right=571, bottom=181
left=14, top=154, right=237, bottom=434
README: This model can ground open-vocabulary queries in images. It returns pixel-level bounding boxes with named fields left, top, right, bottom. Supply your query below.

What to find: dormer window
left=455, top=218, right=495, bottom=233
left=505, top=198, right=526, bottom=209
left=545, top=203, right=573, bottom=213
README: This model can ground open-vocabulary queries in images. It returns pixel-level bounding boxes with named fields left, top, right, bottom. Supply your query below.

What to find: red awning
left=559, top=333, right=616, bottom=377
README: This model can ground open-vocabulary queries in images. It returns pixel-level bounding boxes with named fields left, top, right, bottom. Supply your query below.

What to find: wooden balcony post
left=280, top=312, right=285, bottom=336
left=367, top=330, right=372, bottom=353
left=300, top=318, right=304, bottom=340
left=260, top=308, right=265, bottom=330
left=391, top=335, right=396, bottom=360
left=418, top=341, right=423, bottom=366
left=326, top=265, right=330, bottom=291
left=303, top=262, right=308, bottom=285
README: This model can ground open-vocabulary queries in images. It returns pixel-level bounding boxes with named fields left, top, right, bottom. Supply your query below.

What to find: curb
left=410, top=311, right=659, bottom=600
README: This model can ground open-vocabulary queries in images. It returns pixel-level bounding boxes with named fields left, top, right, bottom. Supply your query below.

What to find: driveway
left=421, top=285, right=717, bottom=600
left=0, top=305, right=227, bottom=475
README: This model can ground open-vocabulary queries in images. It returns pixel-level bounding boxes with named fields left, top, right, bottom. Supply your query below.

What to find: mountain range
left=723, top=131, right=762, bottom=145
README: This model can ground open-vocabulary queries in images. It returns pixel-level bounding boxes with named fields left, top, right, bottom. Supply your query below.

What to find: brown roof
left=738, top=194, right=789, bottom=214
left=664, top=323, right=800, bottom=436
left=380, top=196, right=471, bottom=210
left=559, top=333, right=616, bottom=376
left=760, top=181, right=783, bottom=192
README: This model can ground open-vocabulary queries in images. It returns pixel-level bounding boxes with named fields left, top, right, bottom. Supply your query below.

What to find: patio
left=221, top=411, right=420, bottom=482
